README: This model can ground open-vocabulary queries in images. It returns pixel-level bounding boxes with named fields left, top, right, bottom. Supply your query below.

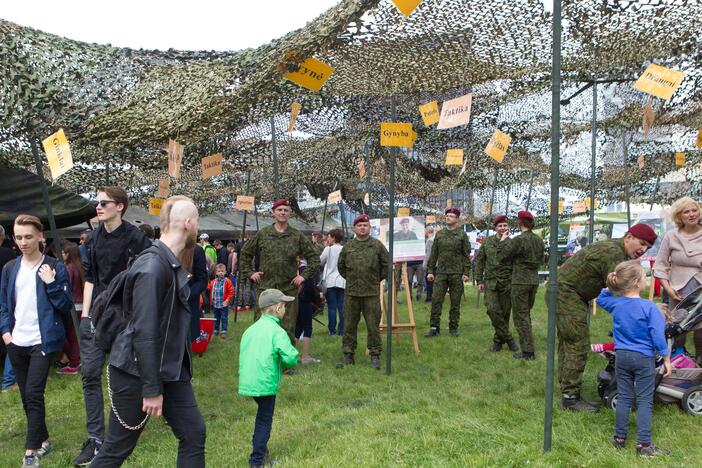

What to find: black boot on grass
left=424, top=327, right=440, bottom=337
left=513, top=351, right=535, bottom=360
left=370, top=355, right=381, bottom=370
left=507, top=339, right=518, bottom=352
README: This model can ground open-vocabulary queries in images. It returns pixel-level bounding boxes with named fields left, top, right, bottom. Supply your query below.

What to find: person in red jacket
left=207, top=264, right=234, bottom=338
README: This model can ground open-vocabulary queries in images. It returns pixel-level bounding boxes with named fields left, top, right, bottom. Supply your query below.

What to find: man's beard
left=185, top=228, right=197, bottom=248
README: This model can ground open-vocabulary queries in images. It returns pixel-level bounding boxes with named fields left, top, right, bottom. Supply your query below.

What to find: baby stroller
left=594, top=286, right=702, bottom=416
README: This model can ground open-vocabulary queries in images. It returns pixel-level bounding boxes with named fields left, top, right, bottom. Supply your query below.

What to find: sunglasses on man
left=92, top=200, right=117, bottom=208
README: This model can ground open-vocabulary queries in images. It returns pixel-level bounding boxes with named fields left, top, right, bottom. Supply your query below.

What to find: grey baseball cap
left=258, top=289, right=295, bottom=309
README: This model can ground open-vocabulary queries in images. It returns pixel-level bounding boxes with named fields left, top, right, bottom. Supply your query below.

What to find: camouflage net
left=1, top=0, right=701, bottom=218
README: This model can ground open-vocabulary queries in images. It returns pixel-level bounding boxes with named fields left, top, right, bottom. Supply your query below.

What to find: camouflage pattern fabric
left=557, top=239, right=626, bottom=301
left=496, top=231, right=544, bottom=285
left=429, top=273, right=464, bottom=331
left=342, top=295, right=382, bottom=356
left=475, top=235, right=512, bottom=287
left=337, top=237, right=389, bottom=297
left=427, top=228, right=471, bottom=276
left=511, top=284, right=538, bottom=353
left=485, top=283, right=513, bottom=345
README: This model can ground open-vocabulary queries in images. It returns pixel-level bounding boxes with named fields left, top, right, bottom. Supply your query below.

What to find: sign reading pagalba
left=201, top=153, right=223, bottom=178
left=42, top=128, right=74, bottom=180
left=283, top=57, right=334, bottom=92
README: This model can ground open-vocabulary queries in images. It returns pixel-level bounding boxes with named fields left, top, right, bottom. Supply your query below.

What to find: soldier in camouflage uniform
left=555, top=223, right=657, bottom=411
left=240, top=199, right=320, bottom=344
left=497, top=211, right=544, bottom=360
left=337, top=214, right=389, bottom=369
left=311, top=231, right=325, bottom=257
left=425, top=208, right=471, bottom=337
left=475, top=215, right=517, bottom=352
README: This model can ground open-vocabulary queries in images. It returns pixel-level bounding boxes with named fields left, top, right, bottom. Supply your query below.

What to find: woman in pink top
left=653, top=196, right=702, bottom=363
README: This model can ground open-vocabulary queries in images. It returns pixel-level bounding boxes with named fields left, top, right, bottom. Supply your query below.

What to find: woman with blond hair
left=653, top=196, right=702, bottom=363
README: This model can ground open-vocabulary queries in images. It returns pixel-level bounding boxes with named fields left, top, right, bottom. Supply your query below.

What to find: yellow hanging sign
left=380, top=122, right=416, bottom=148
left=41, top=128, right=74, bottom=180
left=547, top=201, right=564, bottom=214
left=585, top=196, right=598, bottom=209
left=283, top=57, right=334, bottom=92
left=328, top=190, right=342, bottom=204
left=148, top=197, right=164, bottom=216
left=236, top=195, right=255, bottom=212
left=419, top=100, right=440, bottom=126
left=426, top=215, right=436, bottom=224
left=633, top=64, right=686, bottom=101
left=157, top=178, right=169, bottom=198
left=675, top=152, right=685, bottom=166
left=485, top=130, right=512, bottom=163
left=391, top=0, right=423, bottom=16
left=201, top=153, right=223, bottom=178
left=696, top=129, right=702, bottom=149
left=288, top=102, right=302, bottom=132
left=445, top=149, right=464, bottom=166
left=397, top=207, right=410, bottom=217
left=572, top=200, right=586, bottom=214
left=485, top=202, right=491, bottom=212
left=167, top=139, right=184, bottom=179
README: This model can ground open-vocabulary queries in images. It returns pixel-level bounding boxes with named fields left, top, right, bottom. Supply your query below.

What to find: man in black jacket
left=91, top=195, right=205, bottom=467
left=75, top=187, right=152, bottom=466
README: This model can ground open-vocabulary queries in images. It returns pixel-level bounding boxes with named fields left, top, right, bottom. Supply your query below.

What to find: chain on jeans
left=105, top=366, right=149, bottom=431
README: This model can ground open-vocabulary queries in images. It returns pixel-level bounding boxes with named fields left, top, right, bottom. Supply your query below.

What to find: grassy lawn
left=1, top=285, right=700, bottom=467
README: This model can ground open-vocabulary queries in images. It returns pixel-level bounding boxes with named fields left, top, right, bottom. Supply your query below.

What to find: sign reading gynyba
left=380, top=122, right=416, bottom=148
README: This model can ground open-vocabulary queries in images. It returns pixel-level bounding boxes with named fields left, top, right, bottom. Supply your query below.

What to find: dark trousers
left=295, top=301, right=313, bottom=338
left=91, top=366, right=206, bottom=468
left=326, top=287, right=345, bottom=335
left=250, top=395, right=276, bottom=466
left=424, top=272, right=433, bottom=300
left=615, top=350, right=656, bottom=444
left=7, top=343, right=53, bottom=449
left=79, top=317, right=106, bottom=441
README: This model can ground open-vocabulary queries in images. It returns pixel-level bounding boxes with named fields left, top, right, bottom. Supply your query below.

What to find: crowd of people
left=1, top=190, right=700, bottom=465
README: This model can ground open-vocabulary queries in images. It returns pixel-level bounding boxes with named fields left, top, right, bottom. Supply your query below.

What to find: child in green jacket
left=239, top=289, right=299, bottom=468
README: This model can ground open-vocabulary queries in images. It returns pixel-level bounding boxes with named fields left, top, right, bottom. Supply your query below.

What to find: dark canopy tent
left=0, top=165, right=95, bottom=228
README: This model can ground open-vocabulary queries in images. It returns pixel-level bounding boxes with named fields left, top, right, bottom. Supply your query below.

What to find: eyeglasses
left=92, top=200, right=116, bottom=208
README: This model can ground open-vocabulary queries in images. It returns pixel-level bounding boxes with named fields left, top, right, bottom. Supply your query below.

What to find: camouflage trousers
left=342, top=295, right=382, bottom=356
left=429, top=274, right=464, bottom=331
left=254, top=287, right=299, bottom=344
left=511, top=284, right=538, bottom=353
left=485, top=281, right=513, bottom=345
left=553, top=287, right=590, bottom=397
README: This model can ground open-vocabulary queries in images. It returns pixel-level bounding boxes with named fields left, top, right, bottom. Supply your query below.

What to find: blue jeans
left=2, top=353, right=16, bottom=389
left=250, top=395, right=276, bottom=466
left=615, top=349, right=656, bottom=444
left=424, top=272, right=433, bottom=300
left=213, top=307, right=228, bottom=333
left=326, top=287, right=345, bottom=335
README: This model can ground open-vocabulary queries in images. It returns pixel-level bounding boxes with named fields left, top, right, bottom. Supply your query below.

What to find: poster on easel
left=370, top=216, right=426, bottom=262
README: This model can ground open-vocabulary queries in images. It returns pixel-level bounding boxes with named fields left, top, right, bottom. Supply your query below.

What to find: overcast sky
left=1, top=0, right=341, bottom=51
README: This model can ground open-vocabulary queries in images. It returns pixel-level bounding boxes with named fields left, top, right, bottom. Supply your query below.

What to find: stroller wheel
left=680, top=386, right=702, bottom=416
left=604, top=390, right=619, bottom=410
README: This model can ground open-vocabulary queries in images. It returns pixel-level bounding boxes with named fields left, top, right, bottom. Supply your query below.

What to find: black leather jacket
left=109, top=241, right=192, bottom=397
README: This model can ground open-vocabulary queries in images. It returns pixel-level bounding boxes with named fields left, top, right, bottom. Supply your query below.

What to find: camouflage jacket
left=475, top=235, right=512, bottom=287
left=427, top=227, right=471, bottom=276
left=338, top=237, right=389, bottom=297
left=497, top=231, right=544, bottom=285
left=239, top=224, right=320, bottom=293
left=558, top=238, right=627, bottom=301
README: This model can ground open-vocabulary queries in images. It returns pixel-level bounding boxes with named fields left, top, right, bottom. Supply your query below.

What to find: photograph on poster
left=370, top=216, right=426, bottom=262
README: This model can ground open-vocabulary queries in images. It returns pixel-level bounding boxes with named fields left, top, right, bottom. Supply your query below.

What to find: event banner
left=42, top=128, right=74, bottom=180
left=371, top=216, right=426, bottom=262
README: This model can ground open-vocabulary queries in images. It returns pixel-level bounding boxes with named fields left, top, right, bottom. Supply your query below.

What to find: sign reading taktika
left=437, top=93, right=472, bottom=130
left=283, top=57, right=333, bottom=92
left=42, top=128, right=73, bottom=180
left=397, top=207, right=410, bottom=216
left=201, top=153, right=223, bottom=178
left=634, top=64, right=686, bottom=101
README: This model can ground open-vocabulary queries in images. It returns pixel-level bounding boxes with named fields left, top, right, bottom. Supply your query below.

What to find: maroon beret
left=272, top=199, right=290, bottom=209
left=627, top=224, right=657, bottom=246
left=445, top=208, right=461, bottom=217
left=517, top=210, right=534, bottom=221
left=492, top=215, right=508, bottom=226
left=353, top=214, right=370, bottom=225
left=312, top=231, right=322, bottom=237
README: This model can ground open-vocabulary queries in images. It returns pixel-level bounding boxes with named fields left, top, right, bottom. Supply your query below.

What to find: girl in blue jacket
left=0, top=215, right=72, bottom=467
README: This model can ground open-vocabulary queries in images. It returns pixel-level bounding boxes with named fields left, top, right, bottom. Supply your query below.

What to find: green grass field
left=2, top=285, right=700, bottom=467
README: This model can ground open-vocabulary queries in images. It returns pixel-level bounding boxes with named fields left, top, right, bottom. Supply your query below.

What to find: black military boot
left=370, top=355, right=381, bottom=370
left=449, top=329, right=459, bottom=337
left=490, top=342, right=503, bottom=352
left=506, top=339, right=518, bottom=352
left=561, top=393, right=600, bottom=412
left=336, top=353, right=355, bottom=369
left=513, top=351, right=535, bottom=360
left=424, top=327, right=440, bottom=337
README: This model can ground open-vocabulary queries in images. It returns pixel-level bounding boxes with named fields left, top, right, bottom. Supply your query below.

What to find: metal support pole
left=105, top=160, right=111, bottom=186
left=504, top=184, right=511, bottom=216
left=588, top=83, right=597, bottom=245
left=386, top=96, right=397, bottom=375
left=270, top=116, right=280, bottom=199
left=525, top=171, right=536, bottom=211
left=623, top=134, right=632, bottom=229
left=234, top=172, right=251, bottom=323
left=320, top=198, right=329, bottom=234
left=544, top=0, right=562, bottom=453
left=649, top=175, right=660, bottom=211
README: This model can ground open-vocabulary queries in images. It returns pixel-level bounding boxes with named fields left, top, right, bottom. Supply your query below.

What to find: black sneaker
left=490, top=342, right=503, bottom=352
left=561, top=394, right=599, bottom=413
left=449, top=329, right=459, bottom=337
left=636, top=443, right=669, bottom=457
left=513, top=351, right=535, bottom=360
left=506, top=339, right=518, bottom=352
left=611, top=435, right=626, bottom=449
left=424, top=327, right=440, bottom=337
left=74, top=439, right=101, bottom=466
left=370, top=355, right=381, bottom=370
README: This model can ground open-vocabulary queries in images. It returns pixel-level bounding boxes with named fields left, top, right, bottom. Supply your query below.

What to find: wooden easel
left=379, top=262, right=420, bottom=354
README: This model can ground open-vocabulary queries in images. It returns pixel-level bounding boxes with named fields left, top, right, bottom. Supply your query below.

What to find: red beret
left=312, top=231, right=322, bottom=237
left=353, top=214, right=370, bottom=225
left=445, top=208, right=461, bottom=217
left=492, top=215, right=508, bottom=226
left=627, top=224, right=657, bottom=246
left=272, top=199, right=290, bottom=209
left=517, top=210, right=534, bottom=221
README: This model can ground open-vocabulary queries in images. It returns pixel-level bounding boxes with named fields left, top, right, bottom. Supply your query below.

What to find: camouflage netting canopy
left=1, top=0, right=701, bottom=217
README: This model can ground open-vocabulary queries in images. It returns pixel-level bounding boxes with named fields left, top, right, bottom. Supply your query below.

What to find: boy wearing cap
left=337, top=214, right=389, bottom=369
left=555, top=223, right=657, bottom=412
left=475, top=215, right=518, bottom=352
left=240, top=199, right=320, bottom=344
left=497, top=210, right=544, bottom=360
left=239, top=289, right=299, bottom=468
left=425, top=208, right=471, bottom=337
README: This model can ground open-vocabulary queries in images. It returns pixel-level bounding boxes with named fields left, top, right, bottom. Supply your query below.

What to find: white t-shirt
left=320, top=244, right=346, bottom=289
left=11, top=258, right=43, bottom=347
